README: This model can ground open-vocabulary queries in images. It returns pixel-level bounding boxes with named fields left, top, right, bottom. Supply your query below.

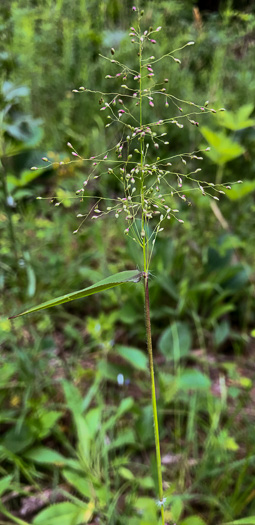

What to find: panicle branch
left=34, top=6, right=241, bottom=262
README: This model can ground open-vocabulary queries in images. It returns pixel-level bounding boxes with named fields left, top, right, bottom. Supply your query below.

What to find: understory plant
left=9, top=6, right=242, bottom=524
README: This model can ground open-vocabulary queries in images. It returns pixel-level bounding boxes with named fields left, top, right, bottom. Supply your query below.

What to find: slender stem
left=139, top=34, right=147, bottom=272
left=144, top=273, right=165, bottom=524
left=138, top=14, right=164, bottom=522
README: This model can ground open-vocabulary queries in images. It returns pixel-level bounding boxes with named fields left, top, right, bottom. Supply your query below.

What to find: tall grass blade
left=9, top=270, right=142, bottom=318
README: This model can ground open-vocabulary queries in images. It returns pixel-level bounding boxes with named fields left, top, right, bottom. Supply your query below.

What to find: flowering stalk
left=31, top=6, right=243, bottom=522
left=137, top=12, right=165, bottom=521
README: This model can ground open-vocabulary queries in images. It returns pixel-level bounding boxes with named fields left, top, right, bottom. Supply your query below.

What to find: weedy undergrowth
left=9, top=6, right=243, bottom=524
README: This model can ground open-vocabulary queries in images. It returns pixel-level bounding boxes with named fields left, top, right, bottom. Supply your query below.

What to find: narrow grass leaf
left=9, top=270, right=143, bottom=318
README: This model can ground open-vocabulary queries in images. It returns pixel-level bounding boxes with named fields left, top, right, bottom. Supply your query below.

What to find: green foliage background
left=1, top=1, right=255, bottom=524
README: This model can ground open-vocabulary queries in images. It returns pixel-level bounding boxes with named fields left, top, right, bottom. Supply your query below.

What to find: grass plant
left=6, top=5, right=253, bottom=525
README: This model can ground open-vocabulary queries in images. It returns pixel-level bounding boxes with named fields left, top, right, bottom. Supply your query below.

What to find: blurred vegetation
left=1, top=0, right=255, bottom=524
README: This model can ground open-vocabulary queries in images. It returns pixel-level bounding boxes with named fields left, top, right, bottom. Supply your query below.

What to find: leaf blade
left=116, top=345, right=148, bottom=371
left=9, top=270, right=142, bottom=319
left=32, top=502, right=89, bottom=525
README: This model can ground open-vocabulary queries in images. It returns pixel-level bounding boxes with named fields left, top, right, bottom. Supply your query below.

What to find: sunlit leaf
left=223, top=518, right=255, bottom=525
left=178, top=369, right=211, bottom=391
left=118, top=467, right=135, bottom=480
left=171, top=497, right=183, bottom=522
left=225, top=180, right=255, bottom=200
left=62, top=469, right=92, bottom=498
left=217, top=103, right=255, bottom=130
left=24, top=447, right=68, bottom=466
left=33, top=502, right=90, bottom=525
left=181, top=516, right=207, bottom=525
left=200, top=127, right=245, bottom=165
left=116, top=345, right=148, bottom=371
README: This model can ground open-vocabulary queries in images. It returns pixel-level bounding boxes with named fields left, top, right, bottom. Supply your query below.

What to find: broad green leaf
left=236, top=103, right=254, bottom=120
left=178, top=369, right=211, bottom=391
left=103, top=397, right=134, bottom=432
left=134, top=497, right=158, bottom=522
left=78, top=266, right=102, bottom=282
left=181, top=516, right=207, bottom=525
left=217, top=429, right=239, bottom=451
left=56, top=188, right=73, bottom=208
left=63, top=380, right=84, bottom=417
left=225, top=436, right=239, bottom=451
left=137, top=476, right=154, bottom=489
left=3, top=425, right=34, bottom=453
left=31, top=410, right=62, bottom=439
left=115, top=396, right=134, bottom=418
left=33, top=502, right=90, bottom=525
left=20, top=168, right=44, bottom=186
left=214, top=320, right=230, bottom=347
left=217, top=103, right=255, bottom=131
left=73, top=415, right=91, bottom=462
left=97, top=359, right=130, bottom=381
left=116, top=345, right=148, bottom=371
left=9, top=270, right=143, bottom=319
left=200, top=127, right=245, bottom=165
left=158, top=322, right=192, bottom=361
left=171, top=497, right=183, bottom=522
left=159, top=372, right=179, bottom=403
left=84, top=407, right=101, bottom=439
left=0, top=362, right=17, bottom=386
left=7, top=169, right=44, bottom=192
left=239, top=376, right=252, bottom=388
left=63, top=383, right=101, bottom=461
left=107, top=428, right=136, bottom=450
left=74, top=407, right=102, bottom=461
left=225, top=180, right=255, bottom=200
left=5, top=117, right=43, bottom=145
left=223, top=519, right=255, bottom=525
left=0, top=475, right=13, bottom=496
left=62, top=469, right=92, bottom=498
left=118, top=467, right=135, bottom=481
left=2, top=81, right=30, bottom=101
left=0, top=317, right=12, bottom=334
left=24, top=447, right=68, bottom=466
